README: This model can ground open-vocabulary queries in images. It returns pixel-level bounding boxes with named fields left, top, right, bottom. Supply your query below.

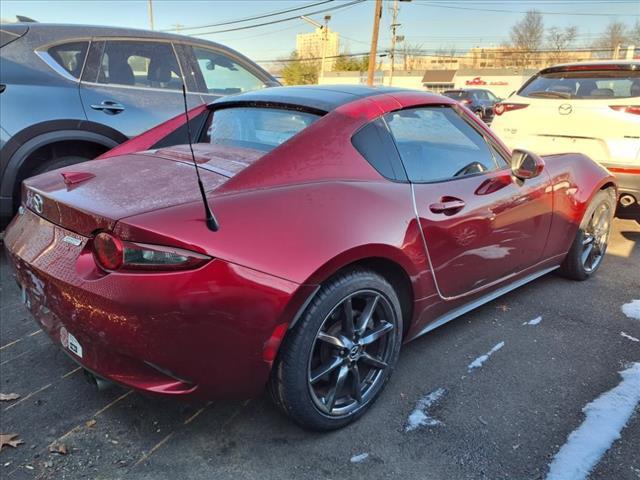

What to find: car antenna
left=181, top=84, right=219, bottom=232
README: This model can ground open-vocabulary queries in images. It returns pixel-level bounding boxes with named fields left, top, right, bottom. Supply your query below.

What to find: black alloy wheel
left=307, top=290, right=397, bottom=416
left=269, top=269, right=403, bottom=430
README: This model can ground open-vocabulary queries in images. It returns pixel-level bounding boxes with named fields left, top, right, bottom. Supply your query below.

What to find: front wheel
left=559, top=188, right=615, bottom=280
left=269, top=269, right=403, bottom=430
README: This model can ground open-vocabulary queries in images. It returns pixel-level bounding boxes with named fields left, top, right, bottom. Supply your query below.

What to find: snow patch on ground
left=467, top=341, right=505, bottom=372
left=523, top=316, right=542, bottom=326
left=350, top=453, right=369, bottom=463
left=546, top=362, right=640, bottom=480
left=620, top=332, right=639, bottom=342
left=405, top=387, right=446, bottom=432
left=621, top=300, right=640, bottom=320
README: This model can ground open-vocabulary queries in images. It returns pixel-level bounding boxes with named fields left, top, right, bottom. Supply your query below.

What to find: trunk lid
left=21, top=144, right=263, bottom=235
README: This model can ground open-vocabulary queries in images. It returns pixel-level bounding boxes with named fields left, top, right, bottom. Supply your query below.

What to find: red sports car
left=4, top=86, right=616, bottom=430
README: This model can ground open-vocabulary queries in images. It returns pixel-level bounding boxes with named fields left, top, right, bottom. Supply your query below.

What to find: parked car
left=5, top=85, right=616, bottom=430
left=0, top=22, right=279, bottom=228
left=491, top=60, right=639, bottom=221
left=442, top=88, right=500, bottom=123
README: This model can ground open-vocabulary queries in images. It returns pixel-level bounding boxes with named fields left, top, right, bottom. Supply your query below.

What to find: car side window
left=191, top=46, right=265, bottom=95
left=384, top=106, right=506, bottom=183
left=351, top=118, right=407, bottom=181
left=93, top=40, right=182, bottom=90
left=47, top=41, right=89, bottom=79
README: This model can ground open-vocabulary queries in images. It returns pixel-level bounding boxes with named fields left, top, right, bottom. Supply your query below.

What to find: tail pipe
left=83, top=369, right=113, bottom=392
left=619, top=194, right=636, bottom=207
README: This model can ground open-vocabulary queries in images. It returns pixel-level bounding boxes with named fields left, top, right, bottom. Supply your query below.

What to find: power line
left=187, top=0, right=367, bottom=36
left=415, top=1, right=640, bottom=16
left=256, top=46, right=624, bottom=63
left=161, top=0, right=334, bottom=32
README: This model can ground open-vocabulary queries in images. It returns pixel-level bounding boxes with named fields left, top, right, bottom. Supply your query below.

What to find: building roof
left=421, top=70, right=457, bottom=83
left=210, top=85, right=412, bottom=113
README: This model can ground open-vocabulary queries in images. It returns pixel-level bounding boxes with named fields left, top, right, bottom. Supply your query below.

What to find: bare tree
left=547, top=26, right=578, bottom=63
left=510, top=10, right=544, bottom=67
left=594, top=20, right=629, bottom=57
left=631, top=20, right=640, bottom=46
left=401, top=42, right=424, bottom=71
left=432, top=45, right=458, bottom=69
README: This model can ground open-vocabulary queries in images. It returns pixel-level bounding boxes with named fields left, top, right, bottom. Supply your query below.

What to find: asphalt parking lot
left=0, top=218, right=639, bottom=480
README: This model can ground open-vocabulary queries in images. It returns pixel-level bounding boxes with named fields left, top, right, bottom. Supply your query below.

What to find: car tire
left=559, top=188, right=615, bottom=281
left=33, top=155, right=90, bottom=176
left=269, top=269, right=403, bottom=431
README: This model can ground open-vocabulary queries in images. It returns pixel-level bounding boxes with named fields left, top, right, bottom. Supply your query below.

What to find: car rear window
left=443, top=91, right=468, bottom=100
left=205, top=107, right=320, bottom=152
left=519, top=70, right=640, bottom=99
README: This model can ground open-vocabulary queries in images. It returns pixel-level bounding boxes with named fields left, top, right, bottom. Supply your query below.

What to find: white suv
left=491, top=60, right=640, bottom=221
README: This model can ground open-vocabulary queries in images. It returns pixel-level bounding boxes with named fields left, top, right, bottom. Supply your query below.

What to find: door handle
left=90, top=101, right=125, bottom=114
left=429, top=199, right=466, bottom=214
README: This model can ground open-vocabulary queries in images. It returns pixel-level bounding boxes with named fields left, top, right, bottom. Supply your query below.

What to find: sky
left=2, top=0, right=639, bottom=62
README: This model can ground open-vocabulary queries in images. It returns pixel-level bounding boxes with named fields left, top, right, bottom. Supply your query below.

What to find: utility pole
left=147, top=0, right=155, bottom=30
left=367, top=0, right=383, bottom=86
left=321, top=15, right=331, bottom=84
left=300, top=15, right=331, bottom=84
left=389, top=0, right=399, bottom=86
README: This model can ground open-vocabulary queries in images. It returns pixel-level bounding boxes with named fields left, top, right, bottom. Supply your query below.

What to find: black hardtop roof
left=210, top=85, right=414, bottom=113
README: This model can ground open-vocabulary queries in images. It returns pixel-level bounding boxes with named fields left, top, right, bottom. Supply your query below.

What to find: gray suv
left=0, top=23, right=279, bottom=228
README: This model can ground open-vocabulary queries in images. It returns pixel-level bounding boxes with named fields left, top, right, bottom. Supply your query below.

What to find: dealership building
left=319, top=68, right=539, bottom=98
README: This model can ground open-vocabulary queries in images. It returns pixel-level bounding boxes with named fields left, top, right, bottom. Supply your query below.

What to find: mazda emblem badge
left=558, top=104, right=573, bottom=115
left=32, top=193, right=44, bottom=214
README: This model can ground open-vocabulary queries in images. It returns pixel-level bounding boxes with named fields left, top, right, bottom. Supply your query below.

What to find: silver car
left=0, top=23, right=279, bottom=227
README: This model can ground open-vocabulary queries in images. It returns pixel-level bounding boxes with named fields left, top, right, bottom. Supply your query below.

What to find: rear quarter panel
left=541, top=153, right=616, bottom=259
left=115, top=180, right=435, bottom=302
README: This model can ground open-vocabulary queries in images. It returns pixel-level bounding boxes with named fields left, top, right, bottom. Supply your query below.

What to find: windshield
left=519, top=70, right=640, bottom=99
left=205, top=107, right=320, bottom=152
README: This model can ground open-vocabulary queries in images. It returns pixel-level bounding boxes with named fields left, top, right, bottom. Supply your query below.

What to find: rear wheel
left=269, top=269, right=402, bottom=430
left=559, top=188, right=615, bottom=280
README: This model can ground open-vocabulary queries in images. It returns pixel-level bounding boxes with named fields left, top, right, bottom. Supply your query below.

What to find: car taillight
left=92, top=232, right=210, bottom=272
left=461, top=98, right=472, bottom=105
left=609, top=105, right=640, bottom=115
left=493, top=103, right=529, bottom=116
left=93, top=233, right=123, bottom=270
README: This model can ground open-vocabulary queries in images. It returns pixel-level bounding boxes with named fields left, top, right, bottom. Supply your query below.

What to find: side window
left=192, top=46, right=265, bottom=95
left=351, top=119, right=407, bottom=181
left=94, top=41, right=182, bottom=90
left=47, top=41, right=89, bottom=79
left=384, top=106, right=506, bottom=183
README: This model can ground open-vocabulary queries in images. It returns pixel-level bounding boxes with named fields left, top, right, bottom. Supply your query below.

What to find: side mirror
left=511, top=149, right=544, bottom=180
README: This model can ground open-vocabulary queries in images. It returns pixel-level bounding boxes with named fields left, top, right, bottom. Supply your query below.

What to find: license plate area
left=60, top=326, right=83, bottom=358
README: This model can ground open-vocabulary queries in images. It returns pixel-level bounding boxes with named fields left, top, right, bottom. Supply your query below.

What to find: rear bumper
left=4, top=209, right=311, bottom=399
left=602, top=165, right=640, bottom=220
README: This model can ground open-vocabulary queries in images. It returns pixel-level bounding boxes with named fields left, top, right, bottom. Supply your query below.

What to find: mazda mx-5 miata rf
left=4, top=85, right=616, bottom=430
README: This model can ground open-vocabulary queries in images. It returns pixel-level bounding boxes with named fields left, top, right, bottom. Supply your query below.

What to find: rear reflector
left=493, top=103, right=529, bottom=116
left=607, top=166, right=640, bottom=175
left=263, top=323, right=289, bottom=363
left=609, top=105, right=640, bottom=116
